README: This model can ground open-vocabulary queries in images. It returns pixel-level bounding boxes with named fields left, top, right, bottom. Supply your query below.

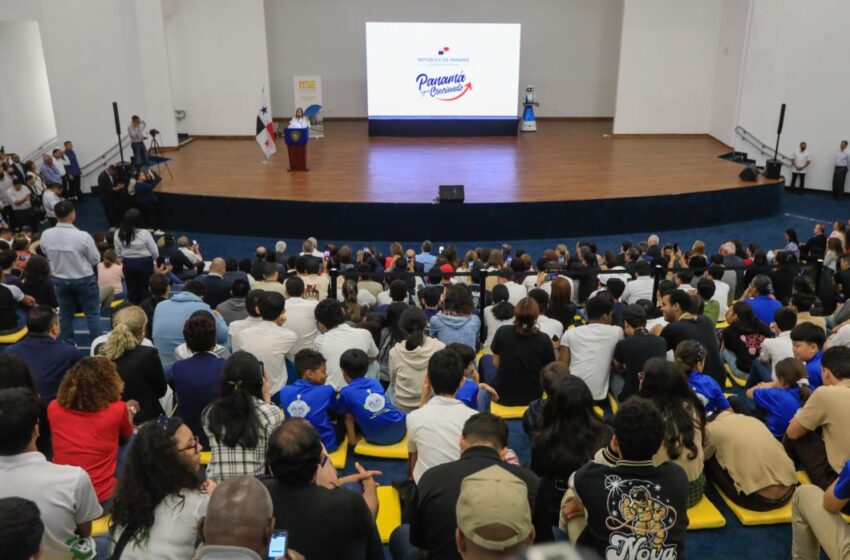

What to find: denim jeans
left=721, top=348, right=747, bottom=379
left=131, top=141, right=148, bottom=169
left=54, top=275, right=102, bottom=344
left=389, top=524, right=421, bottom=560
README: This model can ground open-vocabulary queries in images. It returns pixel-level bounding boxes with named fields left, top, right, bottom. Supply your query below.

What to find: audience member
left=282, top=276, right=319, bottom=358
left=113, top=208, right=158, bottom=304
left=216, top=278, right=250, bottom=325
left=521, top=361, right=570, bottom=436
left=21, top=254, right=58, bottom=308
left=721, top=301, right=772, bottom=380
left=754, top=306, right=797, bottom=382
left=159, top=234, right=197, bottom=280
left=612, top=304, right=666, bottom=401
left=674, top=340, right=730, bottom=416
left=314, top=298, right=379, bottom=389
left=139, top=272, right=169, bottom=339
left=429, top=284, right=481, bottom=350
left=790, top=321, right=826, bottom=388
left=791, top=459, right=850, bottom=559
left=338, top=348, right=406, bottom=445
left=747, top=357, right=810, bottom=437
left=745, top=274, right=783, bottom=324
left=527, top=288, right=565, bottom=345
left=203, top=257, right=231, bottom=309
left=0, top=497, right=44, bottom=560
left=228, top=289, right=265, bottom=347
left=280, top=349, right=341, bottom=451
left=389, top=307, right=446, bottom=413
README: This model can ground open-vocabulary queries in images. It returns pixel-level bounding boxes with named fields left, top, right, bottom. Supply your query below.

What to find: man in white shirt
left=312, top=299, right=378, bottom=389
left=178, top=236, right=203, bottom=267
left=495, top=268, right=527, bottom=305
left=708, top=265, right=731, bottom=316
left=832, top=140, right=850, bottom=200
left=252, top=263, right=287, bottom=296
left=42, top=183, right=63, bottom=225
left=756, top=306, right=797, bottom=382
left=620, top=260, right=654, bottom=305
left=560, top=294, right=624, bottom=400
left=233, top=291, right=296, bottom=399
left=790, top=141, right=812, bottom=194
left=228, top=290, right=264, bottom=349
left=296, top=256, right=330, bottom=301
left=0, top=388, right=102, bottom=558
left=283, top=276, right=318, bottom=359
left=406, top=349, right=477, bottom=483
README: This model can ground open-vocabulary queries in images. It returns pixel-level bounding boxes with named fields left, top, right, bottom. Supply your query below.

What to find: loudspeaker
left=112, top=102, right=121, bottom=136
left=438, top=185, right=465, bottom=203
left=739, top=165, right=759, bottom=182
left=764, top=159, right=782, bottom=180
left=777, top=103, right=786, bottom=134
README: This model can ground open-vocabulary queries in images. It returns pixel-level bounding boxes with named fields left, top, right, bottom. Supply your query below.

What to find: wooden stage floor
left=159, top=120, right=774, bottom=204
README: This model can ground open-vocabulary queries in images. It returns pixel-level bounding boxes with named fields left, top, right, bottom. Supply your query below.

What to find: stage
left=156, top=120, right=783, bottom=240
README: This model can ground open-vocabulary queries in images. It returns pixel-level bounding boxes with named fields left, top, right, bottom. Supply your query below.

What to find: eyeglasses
left=320, top=454, right=329, bottom=468
left=179, top=435, right=200, bottom=453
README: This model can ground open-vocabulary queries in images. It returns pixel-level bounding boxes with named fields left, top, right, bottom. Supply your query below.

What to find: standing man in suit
left=62, top=141, right=83, bottom=200
left=203, top=258, right=231, bottom=309
left=97, top=165, right=123, bottom=227
left=832, top=140, right=850, bottom=200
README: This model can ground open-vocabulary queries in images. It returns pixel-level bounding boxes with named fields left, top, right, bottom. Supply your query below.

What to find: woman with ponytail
left=109, top=415, right=214, bottom=559
left=746, top=357, right=811, bottom=438
left=98, top=305, right=166, bottom=424
left=674, top=340, right=730, bottom=416
left=202, top=351, right=282, bottom=481
left=388, top=306, right=445, bottom=412
left=482, top=284, right=515, bottom=349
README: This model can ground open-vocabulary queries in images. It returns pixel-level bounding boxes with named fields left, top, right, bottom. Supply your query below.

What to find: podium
left=284, top=127, right=309, bottom=171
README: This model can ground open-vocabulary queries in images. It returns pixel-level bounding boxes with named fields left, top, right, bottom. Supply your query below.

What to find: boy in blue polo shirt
left=446, top=343, right=499, bottom=411
left=279, top=349, right=342, bottom=451
left=338, top=348, right=406, bottom=445
left=748, top=357, right=810, bottom=438
left=790, top=322, right=825, bottom=388
left=674, top=340, right=730, bottom=416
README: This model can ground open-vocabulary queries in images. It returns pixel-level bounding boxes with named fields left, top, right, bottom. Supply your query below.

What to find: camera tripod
left=148, top=132, right=173, bottom=179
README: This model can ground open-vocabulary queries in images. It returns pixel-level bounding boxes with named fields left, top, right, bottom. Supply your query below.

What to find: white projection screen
left=366, top=22, right=521, bottom=120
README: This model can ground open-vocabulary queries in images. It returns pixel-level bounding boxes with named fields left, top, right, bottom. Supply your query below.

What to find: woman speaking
left=288, top=107, right=310, bottom=128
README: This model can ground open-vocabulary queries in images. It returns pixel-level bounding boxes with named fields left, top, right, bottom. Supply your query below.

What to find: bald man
left=198, top=477, right=303, bottom=560
left=203, top=257, right=231, bottom=309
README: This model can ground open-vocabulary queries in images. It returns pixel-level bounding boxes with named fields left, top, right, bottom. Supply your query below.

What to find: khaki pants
left=791, top=484, right=850, bottom=560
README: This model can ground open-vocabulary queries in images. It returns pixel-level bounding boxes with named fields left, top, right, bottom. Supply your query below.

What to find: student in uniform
left=446, top=342, right=499, bottom=412
left=338, top=348, right=406, bottom=446
left=747, top=357, right=811, bottom=438
left=522, top=361, right=571, bottom=436
left=278, top=349, right=342, bottom=452
left=673, top=340, right=730, bottom=416
left=791, top=459, right=850, bottom=559
left=790, top=322, right=825, bottom=389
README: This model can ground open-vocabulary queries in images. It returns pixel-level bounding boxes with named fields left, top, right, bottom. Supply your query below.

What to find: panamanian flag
left=256, top=88, right=276, bottom=158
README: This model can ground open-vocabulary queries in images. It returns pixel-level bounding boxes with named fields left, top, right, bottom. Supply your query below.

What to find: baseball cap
left=439, top=263, right=454, bottom=274
left=621, top=304, right=646, bottom=326
left=455, top=465, right=532, bottom=551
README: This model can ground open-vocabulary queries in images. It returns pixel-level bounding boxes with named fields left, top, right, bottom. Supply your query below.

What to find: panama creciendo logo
left=417, top=46, right=472, bottom=101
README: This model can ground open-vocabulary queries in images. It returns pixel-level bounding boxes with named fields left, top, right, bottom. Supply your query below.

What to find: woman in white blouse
left=288, top=107, right=310, bottom=129
left=113, top=208, right=158, bottom=304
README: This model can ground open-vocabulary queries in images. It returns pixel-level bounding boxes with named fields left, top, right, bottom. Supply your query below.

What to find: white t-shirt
left=283, top=297, right=319, bottom=358
left=113, top=491, right=208, bottom=560
left=313, top=323, right=379, bottom=389
left=712, top=280, right=730, bottom=316
left=759, top=330, right=794, bottom=379
left=233, top=321, right=297, bottom=395
left=502, top=281, right=527, bottom=305
left=537, top=315, right=565, bottom=342
left=621, top=276, right=654, bottom=305
left=228, top=316, right=262, bottom=349
left=829, top=323, right=850, bottom=350
left=793, top=149, right=811, bottom=174
left=482, top=306, right=514, bottom=348
left=562, top=323, right=624, bottom=400
left=407, top=396, right=477, bottom=483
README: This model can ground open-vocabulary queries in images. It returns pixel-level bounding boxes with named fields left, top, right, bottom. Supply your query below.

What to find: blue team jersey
left=745, top=295, right=782, bottom=326
left=805, top=351, right=823, bottom=389
left=835, top=460, right=850, bottom=500
left=337, top=377, right=406, bottom=445
left=688, top=371, right=730, bottom=415
left=279, top=379, right=339, bottom=451
left=753, top=386, right=801, bottom=438
left=455, top=379, right=479, bottom=410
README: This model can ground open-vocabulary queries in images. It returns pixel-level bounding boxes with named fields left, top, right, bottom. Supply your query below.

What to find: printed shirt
left=279, top=379, right=339, bottom=451
left=687, top=371, right=730, bottom=415
left=753, top=386, right=801, bottom=438
left=337, top=377, right=406, bottom=442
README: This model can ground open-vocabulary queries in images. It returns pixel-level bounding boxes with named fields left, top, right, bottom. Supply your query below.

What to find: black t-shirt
left=491, top=325, right=557, bottom=406
left=410, top=446, right=545, bottom=557
left=263, top=478, right=383, bottom=560
left=721, top=321, right=771, bottom=373
left=613, top=330, right=668, bottom=400
left=661, top=314, right=724, bottom=386
left=114, top=345, right=167, bottom=424
left=573, top=459, right=689, bottom=559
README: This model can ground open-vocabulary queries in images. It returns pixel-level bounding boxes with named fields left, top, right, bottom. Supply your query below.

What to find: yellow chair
left=713, top=483, right=791, bottom=526
left=0, top=326, right=27, bottom=345
left=354, top=434, right=409, bottom=460
left=723, top=377, right=733, bottom=390
left=490, top=401, right=528, bottom=420
left=796, top=471, right=850, bottom=522
left=716, top=320, right=729, bottom=330
left=328, top=436, right=349, bottom=469
left=200, top=451, right=211, bottom=466
left=725, top=364, right=746, bottom=387
left=687, top=495, right=726, bottom=530
left=607, top=393, right=618, bottom=413
left=92, top=514, right=111, bottom=537
left=376, top=486, right=402, bottom=544
left=75, top=299, right=125, bottom=317
left=593, top=406, right=604, bottom=417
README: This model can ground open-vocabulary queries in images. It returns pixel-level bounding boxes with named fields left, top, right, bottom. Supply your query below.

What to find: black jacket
left=113, top=345, right=167, bottom=424
left=202, top=274, right=231, bottom=309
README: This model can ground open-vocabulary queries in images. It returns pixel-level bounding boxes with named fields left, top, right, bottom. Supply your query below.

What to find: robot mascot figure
left=521, top=85, right=539, bottom=132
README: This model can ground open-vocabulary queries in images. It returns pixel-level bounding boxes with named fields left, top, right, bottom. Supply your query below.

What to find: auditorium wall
left=263, top=0, right=624, bottom=119
left=0, top=21, right=56, bottom=155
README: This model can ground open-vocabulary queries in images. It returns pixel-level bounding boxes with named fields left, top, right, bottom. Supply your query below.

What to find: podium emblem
left=291, top=130, right=302, bottom=142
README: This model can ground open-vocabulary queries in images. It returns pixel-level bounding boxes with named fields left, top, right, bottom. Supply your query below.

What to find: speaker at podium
left=284, top=127, right=309, bottom=171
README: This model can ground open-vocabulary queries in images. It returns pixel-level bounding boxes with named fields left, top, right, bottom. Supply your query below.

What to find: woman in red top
left=47, top=357, right=138, bottom=505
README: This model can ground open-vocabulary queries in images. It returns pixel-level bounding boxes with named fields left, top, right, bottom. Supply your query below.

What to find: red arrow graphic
left=438, top=82, right=472, bottom=101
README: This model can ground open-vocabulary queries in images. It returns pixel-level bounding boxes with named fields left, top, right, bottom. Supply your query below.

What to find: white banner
left=293, top=75, right=324, bottom=138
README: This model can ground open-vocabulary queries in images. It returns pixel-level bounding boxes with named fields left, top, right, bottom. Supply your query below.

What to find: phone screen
left=268, top=530, right=288, bottom=559
left=438, top=246, right=444, bottom=254
left=546, top=272, right=558, bottom=282
left=164, top=257, right=170, bottom=266
left=324, top=250, right=330, bottom=259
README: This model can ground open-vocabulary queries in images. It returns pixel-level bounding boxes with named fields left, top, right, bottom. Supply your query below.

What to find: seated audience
left=282, top=276, right=319, bottom=358
left=785, top=346, right=850, bottom=491
left=494, top=267, right=526, bottom=305
left=527, top=288, right=564, bottom=346
left=407, top=349, right=477, bottom=483
left=313, top=298, right=379, bottom=389
left=139, top=272, right=169, bottom=339
left=481, top=284, right=514, bottom=349
left=152, top=279, right=228, bottom=368
left=620, top=260, right=654, bottom=304
left=490, top=297, right=557, bottom=406
left=449, top=342, right=499, bottom=412
left=21, top=255, right=58, bottom=308
left=428, top=284, right=481, bottom=351
left=612, top=304, right=666, bottom=401
left=202, top=257, right=231, bottom=309
left=96, top=248, right=124, bottom=303
left=339, top=348, right=406, bottom=445
left=562, top=397, right=688, bottom=558
left=753, top=306, right=797, bottom=382
left=280, top=349, right=341, bottom=451
left=263, top=419, right=383, bottom=560
left=228, top=289, right=265, bottom=347
left=172, top=313, right=226, bottom=448
left=747, top=357, right=810, bottom=437
left=791, top=459, right=850, bottom=559
left=109, top=416, right=213, bottom=559
left=389, top=307, right=446, bottom=413
left=521, top=361, right=570, bottom=436
left=544, top=276, right=579, bottom=331
left=696, top=276, right=720, bottom=324
left=253, top=262, right=287, bottom=296
left=6, top=305, right=84, bottom=402
left=203, top=352, right=282, bottom=481
left=790, top=321, right=826, bottom=389
left=98, top=305, right=167, bottom=423
left=0, top=497, right=44, bottom=560
left=560, top=294, right=623, bottom=401
left=159, top=234, right=197, bottom=280
left=214, top=278, right=249, bottom=326
left=674, top=340, right=730, bottom=416
left=721, top=301, right=772, bottom=380
left=744, top=274, right=783, bottom=325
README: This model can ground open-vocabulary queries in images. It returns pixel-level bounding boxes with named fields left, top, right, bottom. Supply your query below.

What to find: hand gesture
left=562, top=496, right=585, bottom=521
left=650, top=324, right=663, bottom=336
left=353, top=462, right=382, bottom=485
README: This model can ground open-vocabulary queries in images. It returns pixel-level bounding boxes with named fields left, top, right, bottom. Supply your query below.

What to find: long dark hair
left=490, top=285, right=515, bottom=321
left=730, top=301, right=764, bottom=331
left=532, top=376, right=610, bottom=474
left=21, top=255, right=51, bottom=287
left=639, top=357, right=706, bottom=462
left=400, top=306, right=427, bottom=351
left=118, top=208, right=143, bottom=247
left=110, top=416, right=201, bottom=547
left=785, top=228, right=799, bottom=245
left=204, top=351, right=265, bottom=448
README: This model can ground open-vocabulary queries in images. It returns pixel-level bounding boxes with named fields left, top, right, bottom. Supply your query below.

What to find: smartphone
left=268, top=530, right=288, bottom=560
left=324, top=250, right=330, bottom=259
left=506, top=256, right=513, bottom=266
left=546, top=272, right=558, bottom=282
left=193, top=239, right=198, bottom=246
left=164, top=257, right=170, bottom=266
left=438, top=245, right=444, bottom=254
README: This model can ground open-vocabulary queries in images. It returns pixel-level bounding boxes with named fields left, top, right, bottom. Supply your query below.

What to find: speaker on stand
left=764, top=103, right=786, bottom=180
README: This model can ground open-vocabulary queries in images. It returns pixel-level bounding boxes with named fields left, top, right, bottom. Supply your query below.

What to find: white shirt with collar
left=0, top=452, right=102, bottom=559
left=43, top=189, right=61, bottom=218
left=313, top=323, right=379, bottom=389
left=282, top=296, right=318, bottom=359
left=233, top=320, right=297, bottom=395
left=406, top=395, right=477, bottom=483
left=228, top=315, right=263, bottom=349
left=836, top=149, right=850, bottom=167
left=620, top=276, right=655, bottom=305
left=40, top=223, right=101, bottom=279
left=793, top=149, right=811, bottom=173
left=537, top=315, right=565, bottom=342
